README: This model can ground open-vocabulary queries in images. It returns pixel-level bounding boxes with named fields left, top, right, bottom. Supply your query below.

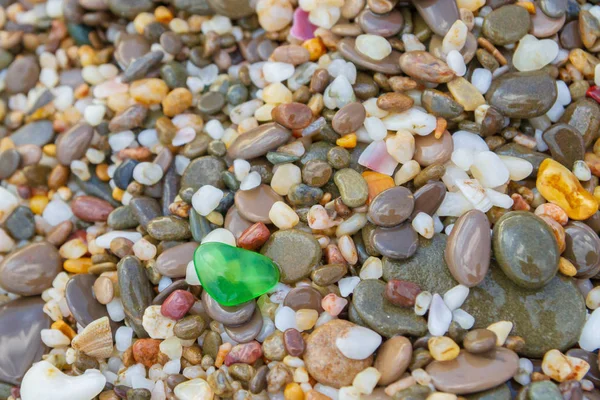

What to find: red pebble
left=385, top=279, right=422, bottom=307
left=224, top=341, right=263, bottom=366
left=238, top=222, right=271, bottom=251
left=587, top=85, right=600, bottom=103
left=160, top=290, right=195, bottom=320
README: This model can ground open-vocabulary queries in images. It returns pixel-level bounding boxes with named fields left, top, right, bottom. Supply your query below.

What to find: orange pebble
left=112, top=187, right=124, bottom=202
left=434, top=118, right=447, bottom=139
left=516, top=1, right=536, bottom=13
left=64, top=258, right=92, bottom=274
left=154, top=6, right=173, bottom=23
left=336, top=133, right=357, bottom=148
left=215, top=342, right=233, bottom=368
left=96, top=164, right=110, bottom=181
left=284, top=383, right=305, bottom=400
left=302, top=38, right=327, bottom=61
left=362, top=171, right=395, bottom=204
left=511, top=193, right=530, bottom=211
left=51, top=320, right=77, bottom=340
left=30, top=195, right=49, bottom=215
left=534, top=203, right=568, bottom=226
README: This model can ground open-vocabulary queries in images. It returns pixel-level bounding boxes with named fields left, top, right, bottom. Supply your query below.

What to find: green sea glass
left=194, top=242, right=280, bottom=306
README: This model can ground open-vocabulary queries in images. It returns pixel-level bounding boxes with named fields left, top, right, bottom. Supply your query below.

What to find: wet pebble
left=0, top=242, right=61, bottom=296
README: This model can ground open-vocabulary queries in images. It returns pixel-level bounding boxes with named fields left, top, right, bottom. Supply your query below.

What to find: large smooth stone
left=383, top=235, right=586, bottom=358
left=337, top=38, right=402, bottom=74
left=413, top=130, right=453, bottom=166
left=563, top=221, right=600, bottom=278
left=118, top=256, right=154, bottom=338
left=0, top=297, right=50, bottom=385
left=411, top=181, right=446, bottom=218
left=352, top=279, right=427, bottom=337
left=486, top=71, right=557, bottom=118
left=559, top=98, right=600, bottom=147
left=356, top=9, right=404, bottom=37
left=542, top=123, right=585, bottom=168
left=426, top=349, right=519, bottom=395
left=156, top=242, right=198, bottom=278
left=411, top=0, right=459, bottom=36
left=5, top=56, right=39, bottom=94
left=372, top=223, right=419, bottom=260
left=180, top=156, right=226, bottom=195
left=482, top=5, right=531, bottom=45
left=10, top=120, right=54, bottom=147
left=227, top=123, right=291, bottom=160
left=194, top=242, right=279, bottom=306
left=224, top=206, right=253, bottom=239
left=445, top=210, right=490, bottom=287
left=65, top=274, right=120, bottom=333
left=261, top=229, right=321, bottom=283
left=0, top=242, right=62, bottom=296
left=492, top=211, right=559, bottom=289
left=368, top=186, right=414, bottom=227
left=235, top=184, right=283, bottom=224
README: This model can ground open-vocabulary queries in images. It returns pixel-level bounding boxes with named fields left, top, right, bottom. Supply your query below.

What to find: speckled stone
left=542, top=123, right=585, bottom=168
left=482, top=5, right=531, bottom=45
left=261, top=229, right=321, bottom=283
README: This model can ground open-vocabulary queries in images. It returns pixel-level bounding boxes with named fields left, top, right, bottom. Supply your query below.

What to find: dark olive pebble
left=327, top=146, right=352, bottom=169
left=189, top=47, right=212, bottom=67
left=174, top=315, right=207, bottom=340
left=4, top=206, right=35, bottom=240
left=126, top=388, right=151, bottom=400
left=92, top=253, right=118, bottom=265
left=0, top=149, right=20, bottom=180
left=353, top=232, right=370, bottom=265
left=302, top=160, right=332, bottom=187
left=203, top=330, right=222, bottom=359
left=353, top=73, right=379, bottom=100
left=287, top=183, right=324, bottom=207
left=208, top=140, right=227, bottom=157
left=250, top=159, right=274, bottom=184
left=166, top=374, right=187, bottom=390
left=23, top=164, right=51, bottom=187
left=198, top=91, right=226, bottom=115
left=301, top=142, right=335, bottom=165
left=458, top=120, right=480, bottom=133
left=448, top=321, right=467, bottom=344
left=182, top=133, right=211, bottom=159
left=221, top=170, right=240, bottom=191
left=227, top=84, right=249, bottom=106
left=249, top=365, right=268, bottom=394
left=266, top=151, right=300, bottom=165
left=73, top=352, right=99, bottom=374
left=160, top=61, right=188, bottom=89
left=215, top=191, right=235, bottom=215
left=122, top=51, right=163, bottom=83
left=311, top=264, right=348, bottom=286
left=292, top=86, right=311, bottom=104
left=362, top=223, right=381, bottom=257
left=409, top=348, right=434, bottom=371
left=413, top=164, right=446, bottom=188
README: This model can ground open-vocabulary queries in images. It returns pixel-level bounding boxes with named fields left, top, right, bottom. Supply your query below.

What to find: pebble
left=0, top=149, right=20, bottom=180
left=372, top=223, right=419, bottom=260
left=6, top=56, right=40, bottom=94
left=334, top=168, right=369, bottom=208
left=0, top=242, right=62, bottom=296
left=462, top=329, right=497, bottom=354
left=374, top=336, right=412, bottom=385
left=4, top=206, right=35, bottom=240
left=261, top=229, right=321, bottom=283
left=414, top=130, right=454, bottom=167
left=147, top=216, right=192, bottom=241
left=399, top=51, right=455, bottom=84
left=337, top=38, right=402, bottom=75
left=332, top=102, right=366, bottom=135
left=368, top=187, right=414, bottom=227
left=10, top=121, right=54, bottom=147
left=356, top=9, right=403, bottom=37
left=66, top=274, right=119, bottom=332
left=560, top=98, right=600, bottom=147
left=272, top=103, right=313, bottom=130
left=482, top=5, right=530, bottom=45
left=227, top=123, right=292, bottom=160
left=563, top=222, right=600, bottom=278
left=118, top=256, right=154, bottom=338
left=304, top=320, right=373, bottom=388
left=542, top=123, right=585, bottom=168
left=55, top=123, right=94, bottom=166
left=413, top=0, right=459, bottom=36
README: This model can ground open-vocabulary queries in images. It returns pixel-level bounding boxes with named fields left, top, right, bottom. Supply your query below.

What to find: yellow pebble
left=133, top=12, right=156, bottom=34
left=30, top=195, right=49, bottom=215
left=154, top=6, right=173, bottom=23
left=51, top=320, right=77, bottom=340
left=206, top=211, right=224, bottom=226
left=284, top=383, right=305, bottom=400
left=558, top=257, right=577, bottom=277
left=303, top=38, right=327, bottom=61
left=536, top=158, right=598, bottom=220
left=215, top=342, right=232, bottom=368
left=295, top=309, right=319, bottom=331
left=96, top=164, right=110, bottom=181
left=43, top=143, right=56, bottom=157
left=112, top=187, right=124, bottom=202
left=64, top=258, right=93, bottom=274
left=78, top=45, right=96, bottom=67
left=428, top=336, right=460, bottom=361
left=130, top=79, right=170, bottom=106
left=516, top=1, right=536, bottom=13
left=594, top=186, right=600, bottom=204
left=262, top=83, right=293, bottom=105
left=336, top=133, right=357, bottom=148
left=0, top=137, right=15, bottom=151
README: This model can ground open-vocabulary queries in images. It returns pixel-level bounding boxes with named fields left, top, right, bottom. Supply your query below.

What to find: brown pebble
left=462, top=329, right=497, bottom=354
left=132, top=338, right=161, bottom=368
left=384, top=279, right=422, bottom=307
left=271, top=102, right=313, bottom=130
left=283, top=328, right=305, bottom=356
left=270, top=45, right=310, bottom=65
left=376, top=92, right=414, bottom=112
left=374, top=336, right=412, bottom=385
left=238, top=222, right=271, bottom=251
left=331, top=102, right=366, bottom=135
left=110, top=237, right=134, bottom=258
left=46, top=220, right=73, bottom=247
left=310, top=69, right=330, bottom=94
left=70, top=195, right=114, bottom=222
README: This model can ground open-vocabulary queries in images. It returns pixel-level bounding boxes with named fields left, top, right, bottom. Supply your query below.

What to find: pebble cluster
left=1, top=0, right=600, bottom=399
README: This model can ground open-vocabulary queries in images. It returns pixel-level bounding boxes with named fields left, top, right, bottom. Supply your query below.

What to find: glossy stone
left=235, top=184, right=283, bottom=224
left=530, top=3, right=566, bottom=38
left=373, top=223, right=418, bottom=260
left=332, top=103, right=366, bottom=135
left=272, top=102, right=313, bottom=130
left=426, top=349, right=519, bottom=395
left=224, top=308, right=263, bottom=343
left=482, top=5, right=531, bottom=45
left=413, top=130, right=453, bottom=167
left=495, top=143, right=549, bottom=176
left=180, top=156, right=226, bottom=195
left=201, top=290, right=256, bottom=325
left=559, top=98, right=600, bottom=147
left=465, top=384, right=511, bottom=400
left=399, top=51, right=455, bottom=84
left=337, top=38, right=402, bottom=75
left=352, top=279, right=427, bottom=337
left=384, top=280, right=421, bottom=307
left=563, top=221, right=600, bottom=278
left=195, top=242, right=279, bottom=306
left=374, top=336, right=412, bottom=385
left=493, top=212, right=559, bottom=289
left=283, top=287, right=323, bottom=312
left=227, top=123, right=291, bottom=160
left=486, top=71, right=557, bottom=118
left=566, top=348, right=600, bottom=386
left=334, top=168, right=369, bottom=208
left=411, top=181, right=446, bottom=218
left=422, top=89, right=464, bottom=119
left=445, top=210, right=490, bottom=287
left=368, top=186, right=414, bottom=227
left=65, top=274, right=119, bottom=332
left=261, top=229, right=321, bottom=283
left=356, top=9, right=403, bottom=37
left=0, top=297, right=50, bottom=385
left=55, top=123, right=94, bottom=166
left=118, top=256, right=154, bottom=338
left=412, top=0, right=459, bottom=36
left=462, top=329, right=497, bottom=354
left=225, top=206, right=253, bottom=239
left=542, top=123, right=585, bottom=168
left=0, top=242, right=61, bottom=296
left=130, top=196, right=162, bottom=229
left=4, top=206, right=35, bottom=240
left=156, top=242, right=197, bottom=278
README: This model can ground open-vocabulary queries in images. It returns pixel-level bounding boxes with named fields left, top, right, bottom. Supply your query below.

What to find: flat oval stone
left=224, top=308, right=264, bottom=343
left=368, top=186, right=414, bottom=227
left=147, top=216, right=191, bottom=241
left=373, top=223, right=419, bottom=260
left=413, top=130, right=453, bottom=167
left=426, top=349, right=519, bottom=395
left=334, top=168, right=369, bottom=208
left=374, top=336, right=412, bottom=385
left=492, top=211, right=559, bottom=289
left=352, top=279, right=427, bottom=337
left=560, top=20, right=583, bottom=49
left=118, top=256, right=154, bottom=338
left=180, top=156, right=226, bottom=195
left=338, top=38, right=402, bottom=74
left=399, top=51, right=455, bottom=84
left=156, top=242, right=198, bottom=278
left=261, top=229, right=321, bottom=284
left=65, top=274, right=119, bottom=332
left=462, top=329, right=497, bottom=354
left=0, top=297, right=50, bottom=385
left=283, top=287, right=323, bottom=312
left=332, top=102, right=366, bottom=135
left=235, top=184, right=283, bottom=224
left=0, top=149, right=20, bottom=180
left=225, top=206, right=253, bottom=239
left=530, top=3, right=566, bottom=38
left=272, top=102, right=313, bottom=130
left=411, top=181, right=446, bottom=219
left=195, top=242, right=279, bottom=306
left=482, top=5, right=531, bottom=45
left=357, top=9, right=403, bottom=37
left=422, top=89, right=464, bottom=119
left=486, top=71, right=557, bottom=118
left=6, top=56, right=39, bottom=94
left=559, top=98, right=600, bottom=147
left=227, top=123, right=291, bottom=160
left=10, top=120, right=54, bottom=147
left=563, top=221, right=600, bottom=278
left=412, top=0, right=459, bottom=36
left=542, top=123, right=585, bottom=168
left=445, top=210, right=491, bottom=287
left=0, top=242, right=61, bottom=296
left=4, top=206, right=35, bottom=240
left=201, top=290, right=256, bottom=325
left=55, top=123, right=94, bottom=166
left=130, top=196, right=162, bottom=229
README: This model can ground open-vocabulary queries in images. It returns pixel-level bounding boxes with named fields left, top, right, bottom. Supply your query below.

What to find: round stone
left=368, top=187, right=414, bottom=227
left=462, top=329, right=497, bottom=354
left=373, top=336, right=412, bottom=385
left=563, top=221, right=600, bottom=279
left=372, top=223, right=419, bottom=260
left=235, top=184, right=283, bottom=224
left=482, top=5, right=531, bottom=45
left=261, top=229, right=322, bottom=283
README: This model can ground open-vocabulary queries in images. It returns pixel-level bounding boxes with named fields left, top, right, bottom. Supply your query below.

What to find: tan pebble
left=130, top=78, right=169, bottom=105
left=428, top=337, right=460, bottom=361
left=162, top=88, right=193, bottom=117
left=486, top=321, right=513, bottom=346
left=93, top=276, right=114, bottom=305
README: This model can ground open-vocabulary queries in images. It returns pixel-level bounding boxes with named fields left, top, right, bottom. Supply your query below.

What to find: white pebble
left=556, top=80, right=571, bottom=106
left=204, top=119, right=225, bottom=140
left=240, top=171, right=262, bottom=191
left=415, top=291, right=433, bottom=316
left=323, top=75, right=355, bottom=109
left=192, top=185, right=223, bottom=216
left=233, top=159, right=251, bottom=181
left=335, top=326, right=382, bottom=360
left=95, top=231, right=142, bottom=249
left=133, top=162, right=163, bottom=185
left=355, top=34, right=392, bottom=61
left=359, top=257, right=383, bottom=280
left=115, top=326, right=133, bottom=352
left=40, top=329, right=70, bottom=347
left=40, top=68, right=59, bottom=88
left=442, top=20, right=468, bottom=53
left=470, top=151, right=510, bottom=188
left=382, top=108, right=436, bottom=136
left=42, top=198, right=73, bottom=226
left=352, top=367, right=381, bottom=395
left=364, top=117, right=387, bottom=141
left=275, top=306, right=298, bottom=331
left=84, top=104, right=106, bottom=126
left=446, top=50, right=466, bottom=77
left=109, top=130, right=135, bottom=152
left=471, top=68, right=492, bottom=94
left=498, top=155, right=533, bottom=181
left=142, top=305, right=176, bottom=339
left=269, top=201, right=299, bottom=230
left=428, top=293, right=452, bottom=336
left=452, top=309, right=475, bottom=330
left=574, top=160, right=592, bottom=181
left=513, top=35, right=559, bottom=72
left=263, top=62, right=295, bottom=83
left=581, top=308, right=600, bottom=351
left=326, top=59, right=357, bottom=84
left=338, top=277, right=361, bottom=297
left=106, top=298, right=126, bottom=322
left=201, top=228, right=236, bottom=246
left=443, top=285, right=469, bottom=311
left=411, top=212, right=434, bottom=239
left=185, top=261, right=201, bottom=286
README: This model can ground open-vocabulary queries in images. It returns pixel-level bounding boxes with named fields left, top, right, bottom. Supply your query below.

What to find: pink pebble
left=224, top=341, right=263, bottom=366
left=358, top=140, right=399, bottom=176
left=321, top=293, right=348, bottom=317
left=290, top=8, right=317, bottom=41
left=160, top=289, right=195, bottom=320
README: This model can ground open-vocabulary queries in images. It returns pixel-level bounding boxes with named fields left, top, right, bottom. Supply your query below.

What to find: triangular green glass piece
left=194, top=242, right=280, bottom=306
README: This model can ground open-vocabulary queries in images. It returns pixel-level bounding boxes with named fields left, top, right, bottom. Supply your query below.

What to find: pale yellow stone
left=447, top=77, right=485, bottom=111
